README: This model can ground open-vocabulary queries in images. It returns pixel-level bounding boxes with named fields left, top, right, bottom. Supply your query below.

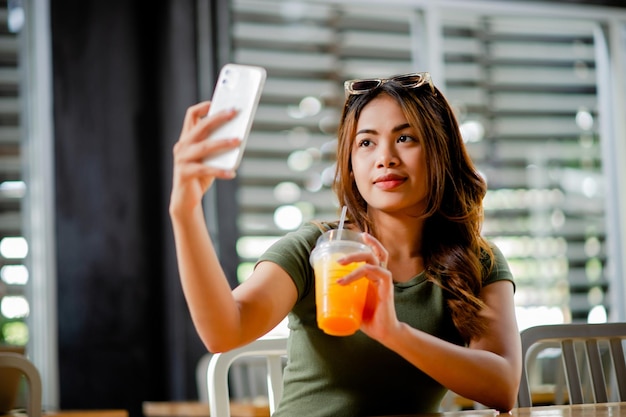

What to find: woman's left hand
left=336, top=233, right=399, bottom=341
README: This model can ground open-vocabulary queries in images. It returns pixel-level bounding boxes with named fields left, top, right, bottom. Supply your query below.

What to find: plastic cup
left=309, top=229, right=371, bottom=336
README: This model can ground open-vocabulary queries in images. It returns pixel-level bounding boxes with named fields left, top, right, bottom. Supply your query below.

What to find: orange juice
left=310, top=229, right=372, bottom=337
left=313, top=254, right=368, bottom=336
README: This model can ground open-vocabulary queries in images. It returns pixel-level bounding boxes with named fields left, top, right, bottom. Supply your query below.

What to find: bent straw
left=337, top=205, right=347, bottom=239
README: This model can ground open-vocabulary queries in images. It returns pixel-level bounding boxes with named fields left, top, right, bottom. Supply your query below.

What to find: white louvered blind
left=0, top=0, right=28, bottom=346
left=228, top=0, right=613, bottom=326
left=444, top=14, right=605, bottom=324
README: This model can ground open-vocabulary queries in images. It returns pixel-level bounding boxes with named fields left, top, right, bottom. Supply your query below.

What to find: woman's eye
left=397, top=134, right=416, bottom=143
left=358, top=139, right=372, bottom=147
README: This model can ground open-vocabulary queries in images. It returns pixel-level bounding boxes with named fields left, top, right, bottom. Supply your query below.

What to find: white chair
left=0, top=351, right=42, bottom=417
left=518, top=322, right=626, bottom=407
left=204, top=336, right=288, bottom=417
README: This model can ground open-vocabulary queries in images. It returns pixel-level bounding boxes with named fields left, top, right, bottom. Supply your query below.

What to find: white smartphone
left=203, top=63, right=267, bottom=170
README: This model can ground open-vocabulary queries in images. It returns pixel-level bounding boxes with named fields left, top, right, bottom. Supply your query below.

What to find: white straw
left=337, top=205, right=347, bottom=239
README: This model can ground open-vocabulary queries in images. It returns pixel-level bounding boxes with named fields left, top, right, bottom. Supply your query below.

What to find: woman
left=169, top=71, right=522, bottom=416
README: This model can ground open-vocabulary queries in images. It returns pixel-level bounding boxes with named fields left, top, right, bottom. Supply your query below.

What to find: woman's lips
left=373, top=174, right=407, bottom=190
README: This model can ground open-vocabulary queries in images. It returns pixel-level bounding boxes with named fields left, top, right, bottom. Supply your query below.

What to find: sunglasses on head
left=344, top=72, right=435, bottom=97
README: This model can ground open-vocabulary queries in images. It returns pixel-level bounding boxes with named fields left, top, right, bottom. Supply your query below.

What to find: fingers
left=362, top=233, right=389, bottom=267
left=174, top=134, right=241, bottom=165
left=174, top=158, right=236, bottom=183
left=170, top=102, right=240, bottom=214
left=336, top=233, right=390, bottom=286
left=174, top=102, right=243, bottom=179
left=180, top=102, right=238, bottom=145
left=336, top=261, right=391, bottom=289
left=337, top=233, right=388, bottom=269
left=172, top=137, right=240, bottom=183
left=181, top=101, right=211, bottom=134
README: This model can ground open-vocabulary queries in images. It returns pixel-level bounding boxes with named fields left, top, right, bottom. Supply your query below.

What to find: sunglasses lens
left=349, top=79, right=381, bottom=92
left=393, top=74, right=424, bottom=87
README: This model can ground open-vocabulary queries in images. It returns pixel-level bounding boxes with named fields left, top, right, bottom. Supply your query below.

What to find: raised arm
left=169, top=102, right=296, bottom=352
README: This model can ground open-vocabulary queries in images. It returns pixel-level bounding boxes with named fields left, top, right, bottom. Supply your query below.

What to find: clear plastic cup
left=309, top=229, right=371, bottom=336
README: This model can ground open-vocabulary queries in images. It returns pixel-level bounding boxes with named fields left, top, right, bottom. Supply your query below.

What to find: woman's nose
left=376, top=144, right=399, bottom=168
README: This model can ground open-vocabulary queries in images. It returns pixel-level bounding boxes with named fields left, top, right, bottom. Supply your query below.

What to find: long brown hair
left=333, top=80, right=493, bottom=342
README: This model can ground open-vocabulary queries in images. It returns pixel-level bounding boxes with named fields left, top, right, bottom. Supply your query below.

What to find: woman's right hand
left=169, top=101, right=242, bottom=215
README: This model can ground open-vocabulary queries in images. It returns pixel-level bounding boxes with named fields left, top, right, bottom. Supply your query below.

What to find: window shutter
left=0, top=0, right=28, bottom=345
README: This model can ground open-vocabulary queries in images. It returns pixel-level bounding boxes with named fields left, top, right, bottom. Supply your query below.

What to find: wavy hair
left=332, top=81, right=493, bottom=342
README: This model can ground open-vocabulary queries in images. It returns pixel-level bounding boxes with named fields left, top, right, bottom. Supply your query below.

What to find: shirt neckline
left=394, top=270, right=427, bottom=288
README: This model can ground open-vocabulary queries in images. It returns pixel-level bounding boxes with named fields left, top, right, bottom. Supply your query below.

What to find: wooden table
left=142, top=401, right=626, bottom=417
left=2, top=410, right=128, bottom=417
left=510, top=403, right=626, bottom=417
left=372, top=402, right=626, bottom=417
left=142, top=401, right=268, bottom=417
left=44, top=411, right=128, bottom=417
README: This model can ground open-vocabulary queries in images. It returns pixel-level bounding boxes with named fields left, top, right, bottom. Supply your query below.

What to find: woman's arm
left=338, top=234, right=521, bottom=412
left=170, top=102, right=297, bottom=353
left=383, top=281, right=521, bottom=411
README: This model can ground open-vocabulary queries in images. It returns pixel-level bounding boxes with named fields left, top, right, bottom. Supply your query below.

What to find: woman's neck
left=368, top=211, right=425, bottom=282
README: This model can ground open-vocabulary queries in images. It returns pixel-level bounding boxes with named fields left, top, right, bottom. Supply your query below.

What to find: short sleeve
left=255, top=222, right=325, bottom=301
left=484, top=243, right=515, bottom=291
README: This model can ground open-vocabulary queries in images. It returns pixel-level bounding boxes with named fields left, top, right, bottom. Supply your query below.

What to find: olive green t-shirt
left=256, top=222, right=514, bottom=417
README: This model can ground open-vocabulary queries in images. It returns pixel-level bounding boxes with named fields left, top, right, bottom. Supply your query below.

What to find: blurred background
left=1, top=0, right=625, bottom=416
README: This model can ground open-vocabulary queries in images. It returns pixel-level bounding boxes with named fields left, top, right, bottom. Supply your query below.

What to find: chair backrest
left=0, top=345, right=25, bottom=413
left=204, top=336, right=288, bottom=417
left=0, top=351, right=42, bottom=417
left=518, top=322, right=626, bottom=407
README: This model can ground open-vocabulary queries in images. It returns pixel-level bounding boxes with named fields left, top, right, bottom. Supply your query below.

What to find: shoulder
left=256, top=221, right=334, bottom=300
left=292, top=220, right=335, bottom=244
left=257, top=220, right=336, bottom=270
left=264, top=222, right=324, bottom=254
left=482, top=241, right=515, bottom=290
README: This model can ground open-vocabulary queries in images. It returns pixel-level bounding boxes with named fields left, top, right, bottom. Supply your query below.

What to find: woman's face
left=350, top=94, right=429, bottom=216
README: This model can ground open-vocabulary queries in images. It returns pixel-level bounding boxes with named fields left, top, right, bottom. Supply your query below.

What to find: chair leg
left=266, top=356, right=283, bottom=414
left=585, top=339, right=608, bottom=403
left=609, top=338, right=626, bottom=401
left=561, top=340, right=583, bottom=404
